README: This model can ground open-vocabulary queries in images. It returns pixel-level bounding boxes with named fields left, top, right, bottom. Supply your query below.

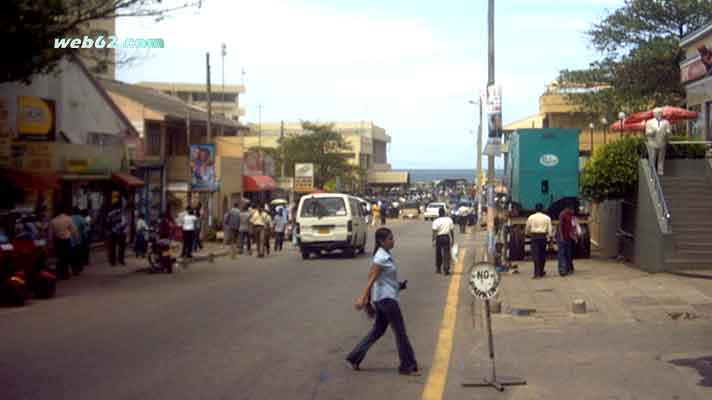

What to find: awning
left=243, top=175, right=277, bottom=192
left=112, top=172, right=144, bottom=188
left=0, top=169, right=61, bottom=191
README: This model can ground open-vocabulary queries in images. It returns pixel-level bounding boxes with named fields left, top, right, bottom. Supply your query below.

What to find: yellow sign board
left=17, top=96, right=55, bottom=139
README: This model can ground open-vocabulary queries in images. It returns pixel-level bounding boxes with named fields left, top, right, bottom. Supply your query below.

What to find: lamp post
left=600, top=117, right=608, bottom=145
left=618, top=111, right=626, bottom=138
left=589, top=122, right=595, bottom=154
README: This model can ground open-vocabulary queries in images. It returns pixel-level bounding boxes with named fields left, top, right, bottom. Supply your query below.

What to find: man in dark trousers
left=525, top=203, right=552, bottom=279
left=105, top=202, right=128, bottom=266
left=431, top=207, right=455, bottom=275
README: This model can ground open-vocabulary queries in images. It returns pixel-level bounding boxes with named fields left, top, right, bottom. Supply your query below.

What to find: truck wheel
left=509, top=225, right=526, bottom=261
left=574, top=224, right=591, bottom=259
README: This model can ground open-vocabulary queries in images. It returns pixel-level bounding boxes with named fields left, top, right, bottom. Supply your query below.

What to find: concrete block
left=572, top=299, right=587, bottom=314
left=490, top=301, right=502, bottom=314
left=208, top=253, right=215, bottom=263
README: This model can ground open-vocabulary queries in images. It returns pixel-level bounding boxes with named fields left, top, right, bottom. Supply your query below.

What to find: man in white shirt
left=525, top=203, right=553, bottom=278
left=457, top=204, right=470, bottom=234
left=431, top=208, right=455, bottom=275
left=181, top=207, right=198, bottom=258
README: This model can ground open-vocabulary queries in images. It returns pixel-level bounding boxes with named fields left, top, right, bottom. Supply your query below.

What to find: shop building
left=680, top=21, right=712, bottom=140
left=0, top=55, right=140, bottom=242
left=99, top=79, right=245, bottom=223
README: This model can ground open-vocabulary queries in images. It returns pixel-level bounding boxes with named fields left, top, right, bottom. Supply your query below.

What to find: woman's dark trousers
left=346, top=298, right=418, bottom=373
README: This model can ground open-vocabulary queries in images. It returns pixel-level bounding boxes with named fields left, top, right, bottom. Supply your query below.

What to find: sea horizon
left=392, top=168, right=504, bottom=183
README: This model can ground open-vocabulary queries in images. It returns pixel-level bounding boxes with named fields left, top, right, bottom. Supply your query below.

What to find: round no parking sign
left=469, top=262, right=501, bottom=300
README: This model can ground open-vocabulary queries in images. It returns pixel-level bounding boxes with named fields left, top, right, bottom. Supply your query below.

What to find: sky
left=117, top=0, right=624, bottom=169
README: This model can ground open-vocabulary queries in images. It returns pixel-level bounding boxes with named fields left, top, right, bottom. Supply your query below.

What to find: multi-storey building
left=137, top=82, right=246, bottom=122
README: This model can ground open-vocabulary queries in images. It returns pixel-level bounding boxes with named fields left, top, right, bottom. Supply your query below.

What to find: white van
left=296, top=193, right=368, bottom=259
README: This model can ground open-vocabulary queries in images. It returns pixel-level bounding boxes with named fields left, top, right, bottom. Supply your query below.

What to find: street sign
left=294, top=163, right=314, bottom=193
left=469, top=262, right=500, bottom=300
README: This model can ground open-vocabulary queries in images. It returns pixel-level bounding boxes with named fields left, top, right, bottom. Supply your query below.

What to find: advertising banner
left=487, top=85, right=502, bottom=140
left=17, top=96, right=55, bottom=140
left=190, top=144, right=217, bottom=191
left=294, top=163, right=314, bottom=193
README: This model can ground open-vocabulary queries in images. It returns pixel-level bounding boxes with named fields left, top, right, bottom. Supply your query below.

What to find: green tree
left=581, top=136, right=646, bottom=202
left=558, top=0, right=712, bottom=119
left=1, top=0, right=202, bottom=84
left=275, top=122, right=356, bottom=189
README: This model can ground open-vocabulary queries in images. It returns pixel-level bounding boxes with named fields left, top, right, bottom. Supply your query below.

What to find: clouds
left=117, top=0, right=620, bottom=168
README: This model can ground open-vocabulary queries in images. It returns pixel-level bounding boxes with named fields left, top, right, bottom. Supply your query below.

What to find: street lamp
left=618, top=111, right=626, bottom=138
left=589, top=122, right=595, bottom=154
left=221, top=43, right=226, bottom=136
left=600, top=117, right=608, bottom=145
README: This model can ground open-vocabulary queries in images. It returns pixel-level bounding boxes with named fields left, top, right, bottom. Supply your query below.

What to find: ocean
left=394, top=169, right=504, bottom=184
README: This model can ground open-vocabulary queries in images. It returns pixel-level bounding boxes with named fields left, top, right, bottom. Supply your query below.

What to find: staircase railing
left=648, top=158, right=670, bottom=223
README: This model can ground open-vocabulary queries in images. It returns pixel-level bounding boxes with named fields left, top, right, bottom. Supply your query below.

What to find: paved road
left=1, top=220, right=461, bottom=400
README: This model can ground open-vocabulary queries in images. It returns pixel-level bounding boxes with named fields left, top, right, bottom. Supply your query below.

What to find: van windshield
left=300, top=197, right=347, bottom=218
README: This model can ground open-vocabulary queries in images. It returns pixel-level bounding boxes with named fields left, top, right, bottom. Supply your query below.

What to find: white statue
left=644, top=107, right=671, bottom=176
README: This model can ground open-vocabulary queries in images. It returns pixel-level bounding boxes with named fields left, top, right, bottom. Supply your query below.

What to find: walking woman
left=345, top=227, right=419, bottom=376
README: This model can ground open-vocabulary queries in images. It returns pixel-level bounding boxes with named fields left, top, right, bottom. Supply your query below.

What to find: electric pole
left=486, top=0, right=496, bottom=261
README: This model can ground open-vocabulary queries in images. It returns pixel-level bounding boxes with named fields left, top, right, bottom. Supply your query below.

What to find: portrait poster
left=190, top=144, right=217, bottom=191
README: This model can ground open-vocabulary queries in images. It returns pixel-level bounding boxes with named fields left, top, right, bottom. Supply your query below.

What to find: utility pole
left=206, top=52, right=212, bottom=142
left=486, top=0, right=496, bottom=261
left=221, top=43, right=226, bottom=136
left=477, top=95, right=483, bottom=220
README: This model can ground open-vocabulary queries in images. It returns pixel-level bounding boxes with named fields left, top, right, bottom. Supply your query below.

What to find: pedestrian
left=81, top=209, right=92, bottom=266
left=345, top=227, right=419, bottom=376
left=238, top=203, right=252, bottom=255
left=223, top=202, right=241, bottom=246
left=49, top=206, right=79, bottom=280
left=134, top=212, right=148, bottom=258
left=71, top=207, right=89, bottom=273
left=431, top=208, right=455, bottom=275
left=158, top=212, right=174, bottom=240
left=273, top=208, right=287, bottom=251
left=193, top=202, right=204, bottom=253
left=180, top=207, right=197, bottom=258
left=263, top=208, right=273, bottom=256
left=371, top=202, right=380, bottom=227
left=457, top=203, right=469, bottom=234
left=380, top=201, right=388, bottom=225
left=557, top=207, right=578, bottom=276
left=525, top=203, right=552, bottom=279
left=250, top=203, right=267, bottom=258
left=105, top=203, right=128, bottom=267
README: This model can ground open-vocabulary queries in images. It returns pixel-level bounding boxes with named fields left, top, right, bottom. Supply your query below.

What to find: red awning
left=625, top=106, right=699, bottom=124
left=243, top=175, right=277, bottom=192
left=112, top=172, right=144, bottom=188
left=610, top=120, right=646, bottom=132
left=0, top=169, right=60, bottom=191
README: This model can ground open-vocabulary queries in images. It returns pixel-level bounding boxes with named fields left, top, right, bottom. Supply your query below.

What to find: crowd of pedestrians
left=524, top=203, right=580, bottom=278
left=221, top=201, right=295, bottom=259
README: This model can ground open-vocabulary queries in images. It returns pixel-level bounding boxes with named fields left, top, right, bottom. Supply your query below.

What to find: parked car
left=400, top=201, right=420, bottom=219
left=423, top=202, right=447, bottom=221
left=296, top=193, right=368, bottom=259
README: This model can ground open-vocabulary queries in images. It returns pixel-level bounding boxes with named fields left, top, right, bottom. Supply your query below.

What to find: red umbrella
left=610, top=120, right=645, bottom=132
left=624, top=106, right=699, bottom=124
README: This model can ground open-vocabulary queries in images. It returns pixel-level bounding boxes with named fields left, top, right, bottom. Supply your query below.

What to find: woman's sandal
left=344, top=359, right=360, bottom=371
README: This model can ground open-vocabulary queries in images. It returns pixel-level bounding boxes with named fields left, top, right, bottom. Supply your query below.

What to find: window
left=146, top=131, right=161, bottom=156
left=218, top=93, right=237, bottom=102
left=300, top=197, right=347, bottom=218
left=688, top=105, right=703, bottom=138
left=192, top=92, right=207, bottom=101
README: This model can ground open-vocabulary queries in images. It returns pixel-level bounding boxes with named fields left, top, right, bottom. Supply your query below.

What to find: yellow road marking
left=422, top=249, right=467, bottom=400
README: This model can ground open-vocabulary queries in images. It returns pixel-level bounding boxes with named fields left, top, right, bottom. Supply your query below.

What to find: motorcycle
left=147, top=227, right=175, bottom=273
left=0, top=235, right=30, bottom=306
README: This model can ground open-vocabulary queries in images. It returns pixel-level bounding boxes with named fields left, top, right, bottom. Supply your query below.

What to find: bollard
left=572, top=299, right=587, bottom=314
left=490, top=300, right=502, bottom=314
left=208, top=253, right=215, bottom=263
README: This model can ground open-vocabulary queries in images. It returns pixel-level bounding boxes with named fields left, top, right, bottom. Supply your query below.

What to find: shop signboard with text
left=294, top=163, right=314, bottom=193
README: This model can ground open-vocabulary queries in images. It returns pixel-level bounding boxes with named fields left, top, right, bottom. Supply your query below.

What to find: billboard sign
left=17, top=96, right=55, bottom=141
left=294, top=163, right=314, bottom=193
left=190, top=144, right=217, bottom=191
